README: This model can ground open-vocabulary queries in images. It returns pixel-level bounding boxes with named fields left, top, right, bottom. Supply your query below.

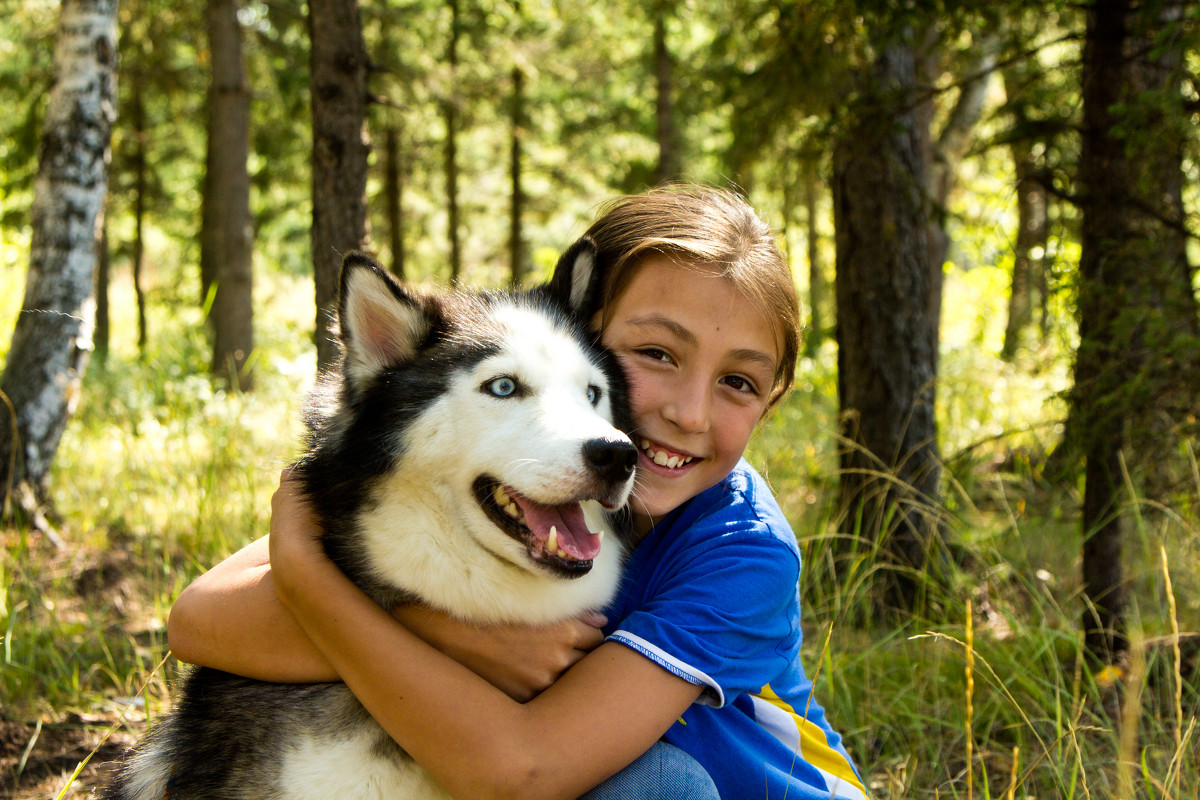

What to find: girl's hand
left=393, top=605, right=607, bottom=702
left=267, top=467, right=330, bottom=600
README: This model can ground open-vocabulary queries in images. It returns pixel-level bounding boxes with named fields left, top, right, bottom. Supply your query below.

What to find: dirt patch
left=0, top=714, right=143, bottom=799
left=2, top=524, right=181, bottom=799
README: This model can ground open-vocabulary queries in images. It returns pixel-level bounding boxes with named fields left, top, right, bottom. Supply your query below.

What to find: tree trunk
left=94, top=201, right=110, bottom=365
left=1001, top=134, right=1047, bottom=361
left=654, top=1, right=680, bottom=184
left=927, top=38, right=996, bottom=335
left=443, top=0, right=461, bottom=283
left=384, top=125, right=405, bottom=280
left=803, top=164, right=823, bottom=355
left=131, top=73, right=149, bottom=354
left=1126, top=5, right=1197, bottom=330
left=205, top=0, right=254, bottom=389
left=509, top=63, right=526, bottom=287
left=0, top=0, right=117, bottom=512
left=310, top=0, right=370, bottom=371
left=832, top=33, right=942, bottom=612
left=199, top=82, right=217, bottom=309
left=1075, top=0, right=1199, bottom=662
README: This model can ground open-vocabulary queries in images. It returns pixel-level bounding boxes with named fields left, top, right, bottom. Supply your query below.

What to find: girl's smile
left=599, top=255, right=780, bottom=536
left=638, top=437, right=698, bottom=472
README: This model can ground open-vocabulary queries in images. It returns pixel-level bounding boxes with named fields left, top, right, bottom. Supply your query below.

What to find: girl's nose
left=663, top=377, right=711, bottom=434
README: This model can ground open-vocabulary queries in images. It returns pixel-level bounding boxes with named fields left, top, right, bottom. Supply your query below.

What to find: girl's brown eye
left=639, top=348, right=670, bottom=362
left=723, top=375, right=758, bottom=395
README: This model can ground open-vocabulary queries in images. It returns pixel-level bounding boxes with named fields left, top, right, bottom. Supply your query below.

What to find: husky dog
left=103, top=239, right=638, bottom=799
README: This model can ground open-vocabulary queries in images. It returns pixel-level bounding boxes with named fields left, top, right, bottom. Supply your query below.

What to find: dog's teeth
left=504, top=501, right=520, bottom=519
left=493, top=486, right=509, bottom=505
left=547, top=525, right=558, bottom=554
left=596, top=529, right=604, bottom=540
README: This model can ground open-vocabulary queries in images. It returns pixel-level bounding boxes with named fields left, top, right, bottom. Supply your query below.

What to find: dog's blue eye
left=586, top=385, right=601, bottom=406
left=486, top=377, right=518, bottom=398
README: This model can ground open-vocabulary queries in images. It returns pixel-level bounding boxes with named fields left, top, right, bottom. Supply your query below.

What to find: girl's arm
left=168, top=540, right=608, bottom=701
left=268, top=472, right=702, bottom=800
left=168, top=536, right=338, bottom=682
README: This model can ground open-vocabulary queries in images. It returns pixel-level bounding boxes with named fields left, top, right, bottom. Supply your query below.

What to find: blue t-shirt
left=603, top=460, right=868, bottom=800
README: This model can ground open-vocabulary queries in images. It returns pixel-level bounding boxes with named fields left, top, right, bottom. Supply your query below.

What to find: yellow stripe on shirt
left=751, top=685, right=869, bottom=800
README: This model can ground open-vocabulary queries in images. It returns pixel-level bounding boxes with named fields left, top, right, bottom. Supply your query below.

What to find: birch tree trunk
left=0, top=0, right=118, bottom=515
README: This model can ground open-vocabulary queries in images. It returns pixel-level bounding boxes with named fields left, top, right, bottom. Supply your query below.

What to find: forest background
left=1, top=0, right=1199, bottom=797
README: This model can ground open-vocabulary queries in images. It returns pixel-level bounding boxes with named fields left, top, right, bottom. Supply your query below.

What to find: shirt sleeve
left=607, top=527, right=802, bottom=708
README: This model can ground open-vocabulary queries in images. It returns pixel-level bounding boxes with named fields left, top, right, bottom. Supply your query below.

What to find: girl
left=168, top=186, right=867, bottom=800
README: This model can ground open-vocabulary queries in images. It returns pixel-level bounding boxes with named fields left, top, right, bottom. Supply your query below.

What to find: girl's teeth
left=641, top=440, right=695, bottom=469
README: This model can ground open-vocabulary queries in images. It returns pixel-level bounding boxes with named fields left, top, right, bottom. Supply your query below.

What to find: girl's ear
left=545, top=236, right=600, bottom=320
left=337, top=252, right=431, bottom=389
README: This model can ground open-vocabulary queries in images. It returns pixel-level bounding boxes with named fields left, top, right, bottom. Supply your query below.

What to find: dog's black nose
left=584, top=438, right=638, bottom=483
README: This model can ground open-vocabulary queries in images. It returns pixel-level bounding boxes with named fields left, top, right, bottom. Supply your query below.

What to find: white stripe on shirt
left=608, top=629, right=726, bottom=707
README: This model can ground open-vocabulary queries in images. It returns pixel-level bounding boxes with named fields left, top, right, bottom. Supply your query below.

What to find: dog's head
left=319, top=243, right=635, bottom=604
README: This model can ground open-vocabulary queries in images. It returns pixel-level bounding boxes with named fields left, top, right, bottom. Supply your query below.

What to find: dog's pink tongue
left=516, top=499, right=601, bottom=560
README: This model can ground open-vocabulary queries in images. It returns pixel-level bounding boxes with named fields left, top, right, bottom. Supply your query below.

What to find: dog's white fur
left=357, top=302, right=628, bottom=623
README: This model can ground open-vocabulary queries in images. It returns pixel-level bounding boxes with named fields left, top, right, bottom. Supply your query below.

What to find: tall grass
left=1, top=253, right=1197, bottom=798
left=744, top=262, right=1200, bottom=798
left=1, top=261, right=314, bottom=717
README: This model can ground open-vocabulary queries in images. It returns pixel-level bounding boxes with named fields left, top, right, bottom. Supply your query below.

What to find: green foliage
left=0, top=0, right=57, bottom=230
left=107, top=0, right=209, bottom=278
left=244, top=0, right=313, bottom=273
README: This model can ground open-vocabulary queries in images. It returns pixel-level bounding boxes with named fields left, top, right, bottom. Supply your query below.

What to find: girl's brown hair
left=583, top=185, right=801, bottom=412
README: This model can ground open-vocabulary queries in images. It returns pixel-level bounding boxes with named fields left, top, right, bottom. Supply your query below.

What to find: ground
left=0, top=714, right=138, bottom=799
left=2, top=528, right=160, bottom=800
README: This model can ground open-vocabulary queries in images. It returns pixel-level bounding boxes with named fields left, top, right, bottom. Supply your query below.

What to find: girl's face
left=599, top=255, right=779, bottom=536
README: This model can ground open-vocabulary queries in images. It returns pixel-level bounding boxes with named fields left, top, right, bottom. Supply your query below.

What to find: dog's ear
left=545, top=236, right=601, bottom=320
left=338, top=252, right=430, bottom=387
